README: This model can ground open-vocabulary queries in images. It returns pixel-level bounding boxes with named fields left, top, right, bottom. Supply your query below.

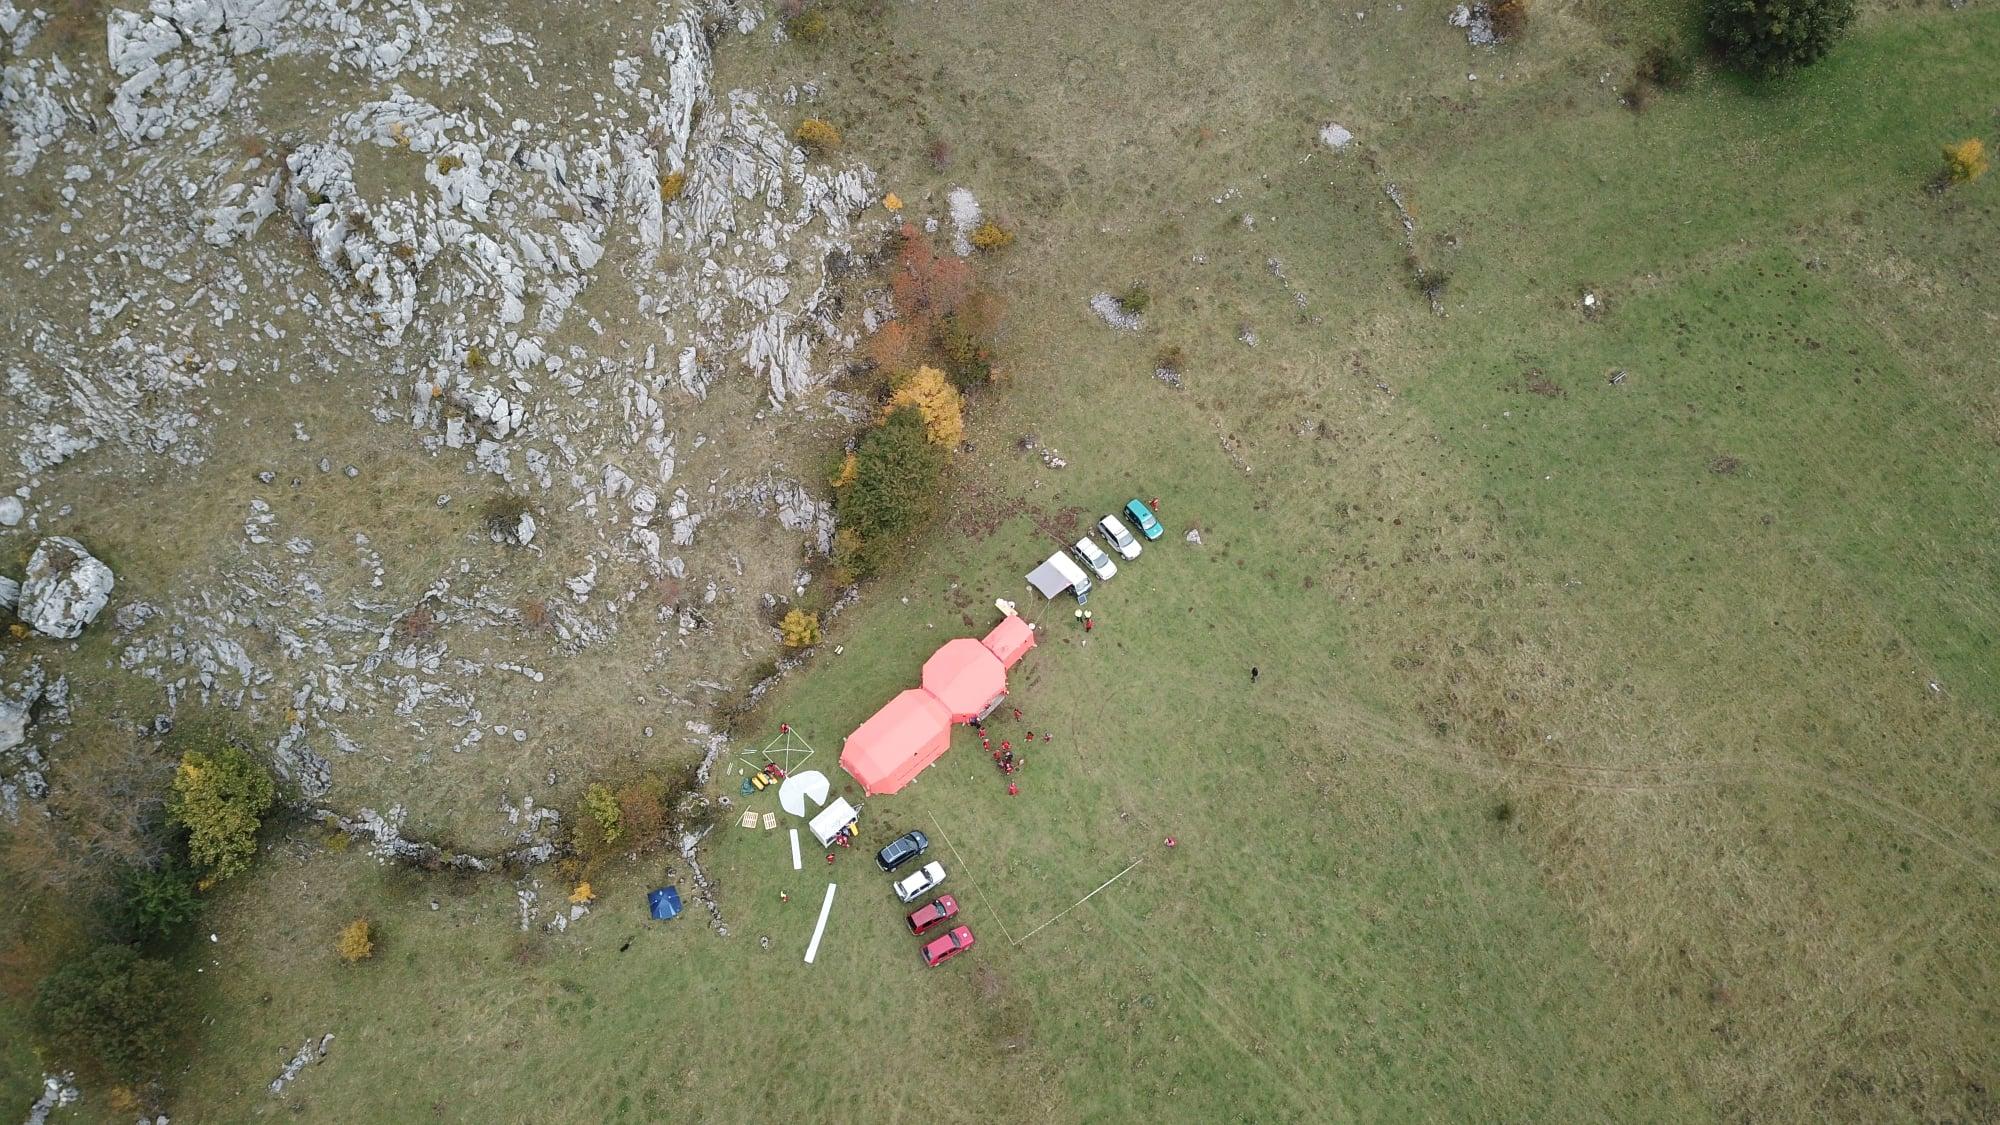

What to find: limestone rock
left=18, top=537, right=115, bottom=639
left=0, top=496, right=22, bottom=525
left=0, top=696, right=29, bottom=755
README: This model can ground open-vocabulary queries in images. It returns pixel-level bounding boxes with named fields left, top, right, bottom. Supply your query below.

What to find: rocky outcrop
left=17, top=537, right=114, bottom=639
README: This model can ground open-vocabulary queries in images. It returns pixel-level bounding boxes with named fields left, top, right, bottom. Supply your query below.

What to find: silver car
left=1097, top=515, right=1142, bottom=561
left=894, top=861, right=947, bottom=903
left=1071, top=536, right=1118, bottom=581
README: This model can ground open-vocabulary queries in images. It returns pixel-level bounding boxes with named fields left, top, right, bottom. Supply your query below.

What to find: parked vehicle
left=893, top=860, right=947, bottom=903
left=876, top=829, right=929, bottom=873
left=1071, top=536, right=1117, bottom=581
left=920, top=925, right=976, bottom=967
left=906, top=895, right=960, bottom=935
left=1125, top=499, right=1163, bottom=540
left=1097, top=515, right=1142, bottom=560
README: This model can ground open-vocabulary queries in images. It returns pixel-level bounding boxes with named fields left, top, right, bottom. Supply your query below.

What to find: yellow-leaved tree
left=1942, top=138, right=1989, bottom=185
left=780, top=608, right=822, bottom=647
left=883, top=366, right=965, bottom=447
left=336, top=918, right=374, bottom=962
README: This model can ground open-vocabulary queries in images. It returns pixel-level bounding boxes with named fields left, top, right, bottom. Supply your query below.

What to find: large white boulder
left=18, top=537, right=115, bottom=639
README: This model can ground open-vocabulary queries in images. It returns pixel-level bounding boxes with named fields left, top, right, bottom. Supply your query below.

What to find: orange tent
left=840, top=689, right=953, bottom=795
left=922, top=638, right=1007, bottom=723
left=981, top=615, right=1036, bottom=669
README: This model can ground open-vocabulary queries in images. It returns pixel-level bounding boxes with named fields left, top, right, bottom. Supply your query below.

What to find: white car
left=1071, top=536, right=1118, bottom=581
left=894, top=861, right=947, bottom=903
left=1097, top=515, right=1142, bottom=561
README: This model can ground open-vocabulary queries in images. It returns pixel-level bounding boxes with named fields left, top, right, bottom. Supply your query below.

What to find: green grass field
left=15, top=0, right=2000, bottom=1119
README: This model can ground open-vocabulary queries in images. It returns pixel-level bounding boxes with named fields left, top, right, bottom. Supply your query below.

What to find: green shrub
left=584, top=783, right=622, bottom=845
left=34, top=945, right=181, bottom=1083
left=1116, top=284, right=1151, bottom=316
left=167, top=741, right=275, bottom=883
left=116, top=853, right=203, bottom=945
left=784, top=9, right=828, bottom=41
left=838, top=409, right=946, bottom=573
left=1705, top=0, right=1854, bottom=76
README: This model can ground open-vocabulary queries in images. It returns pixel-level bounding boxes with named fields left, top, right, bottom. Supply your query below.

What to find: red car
left=920, top=925, right=975, bottom=967
left=906, top=895, right=959, bottom=935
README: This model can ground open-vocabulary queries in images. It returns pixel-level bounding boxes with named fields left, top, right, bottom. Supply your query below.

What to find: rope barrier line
left=1012, top=857, right=1143, bottom=946
left=929, top=813, right=1019, bottom=946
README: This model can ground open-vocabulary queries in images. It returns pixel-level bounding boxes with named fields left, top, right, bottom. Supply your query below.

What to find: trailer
left=806, top=797, right=860, bottom=848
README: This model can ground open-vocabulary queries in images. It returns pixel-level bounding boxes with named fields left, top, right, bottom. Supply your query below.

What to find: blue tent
left=648, top=886, right=683, bottom=921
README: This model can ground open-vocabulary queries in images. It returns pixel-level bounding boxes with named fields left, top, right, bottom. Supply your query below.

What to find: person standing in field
left=1251, top=666, right=1259, bottom=684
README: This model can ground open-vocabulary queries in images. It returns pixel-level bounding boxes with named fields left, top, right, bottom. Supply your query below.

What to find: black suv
left=876, top=830, right=930, bottom=872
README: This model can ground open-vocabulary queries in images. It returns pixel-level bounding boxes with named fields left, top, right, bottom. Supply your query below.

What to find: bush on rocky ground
left=883, top=366, right=966, bottom=447
left=167, top=740, right=275, bottom=884
left=794, top=118, right=843, bottom=156
left=780, top=608, right=822, bottom=647
left=834, top=409, right=946, bottom=576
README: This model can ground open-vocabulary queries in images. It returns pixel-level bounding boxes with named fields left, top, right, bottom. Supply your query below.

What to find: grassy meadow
left=18, top=0, right=2000, bottom=1119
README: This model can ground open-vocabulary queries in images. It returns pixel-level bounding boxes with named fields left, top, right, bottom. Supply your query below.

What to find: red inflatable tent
left=840, top=689, right=953, bottom=795
left=838, top=616, right=1039, bottom=795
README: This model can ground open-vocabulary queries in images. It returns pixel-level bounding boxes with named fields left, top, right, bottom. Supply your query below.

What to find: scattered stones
left=947, top=186, right=982, bottom=256
left=268, top=1034, right=335, bottom=1096
left=1089, top=292, right=1145, bottom=331
left=17, top=537, right=115, bottom=639
left=1450, top=4, right=1498, bottom=45
left=24, top=1074, right=78, bottom=1125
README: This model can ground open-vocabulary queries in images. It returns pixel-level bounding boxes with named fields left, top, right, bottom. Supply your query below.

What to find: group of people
left=976, top=707, right=1050, bottom=797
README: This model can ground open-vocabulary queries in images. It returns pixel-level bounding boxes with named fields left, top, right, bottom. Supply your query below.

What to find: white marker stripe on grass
left=789, top=828, right=802, bottom=870
left=803, top=882, right=837, bottom=964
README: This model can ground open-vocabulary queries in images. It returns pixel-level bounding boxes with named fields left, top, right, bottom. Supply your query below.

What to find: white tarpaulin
left=807, top=797, right=858, bottom=848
